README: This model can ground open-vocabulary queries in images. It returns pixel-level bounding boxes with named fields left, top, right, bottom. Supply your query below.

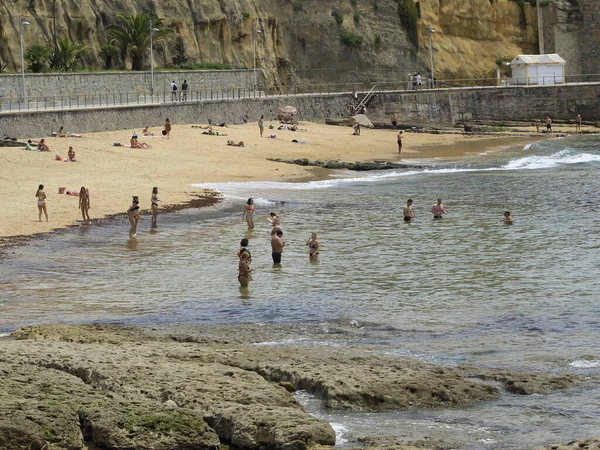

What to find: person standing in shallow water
left=238, top=252, right=252, bottom=287
left=431, top=198, right=447, bottom=219
left=501, top=211, right=514, bottom=225
left=151, top=187, right=161, bottom=229
left=128, top=196, right=140, bottom=237
left=36, top=184, right=48, bottom=222
left=79, top=187, right=91, bottom=224
left=271, top=229, right=285, bottom=265
left=403, top=199, right=415, bottom=222
left=242, top=198, right=255, bottom=230
left=305, top=232, right=320, bottom=259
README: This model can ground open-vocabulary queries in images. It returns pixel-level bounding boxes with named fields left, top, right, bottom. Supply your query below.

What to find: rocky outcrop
left=539, top=437, right=600, bottom=450
left=267, top=157, right=424, bottom=171
left=0, top=324, right=584, bottom=449
left=0, top=0, right=542, bottom=86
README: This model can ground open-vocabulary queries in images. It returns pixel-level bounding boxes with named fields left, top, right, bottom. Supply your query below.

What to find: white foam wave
left=193, top=150, right=600, bottom=194
left=0, top=333, right=11, bottom=338
left=503, top=149, right=600, bottom=170
left=569, top=360, right=600, bottom=368
left=523, top=143, right=534, bottom=150
left=331, top=423, right=349, bottom=444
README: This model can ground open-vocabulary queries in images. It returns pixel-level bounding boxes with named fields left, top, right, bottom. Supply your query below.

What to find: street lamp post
left=19, top=14, right=31, bottom=103
left=149, top=21, right=159, bottom=98
left=428, top=26, right=436, bottom=89
left=252, top=21, right=263, bottom=90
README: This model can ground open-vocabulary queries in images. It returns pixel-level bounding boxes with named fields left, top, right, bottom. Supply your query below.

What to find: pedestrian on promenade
left=181, top=80, right=188, bottom=101
left=171, top=80, right=178, bottom=101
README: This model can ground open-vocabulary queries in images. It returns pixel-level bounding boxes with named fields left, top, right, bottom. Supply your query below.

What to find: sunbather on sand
left=142, top=126, right=154, bottom=136
left=227, top=140, right=245, bottom=147
left=58, top=126, right=83, bottom=138
left=24, top=140, right=36, bottom=151
left=130, top=135, right=149, bottom=149
left=38, top=139, right=50, bottom=152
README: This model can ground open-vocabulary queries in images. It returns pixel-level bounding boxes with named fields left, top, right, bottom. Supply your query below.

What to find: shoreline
left=0, top=122, right=540, bottom=247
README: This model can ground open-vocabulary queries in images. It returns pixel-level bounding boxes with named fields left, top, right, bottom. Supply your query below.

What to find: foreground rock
left=0, top=324, right=584, bottom=450
left=268, top=157, right=423, bottom=171
left=539, top=437, right=600, bottom=450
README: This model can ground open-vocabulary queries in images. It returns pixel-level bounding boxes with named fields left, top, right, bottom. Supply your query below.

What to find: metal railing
left=1, top=74, right=599, bottom=113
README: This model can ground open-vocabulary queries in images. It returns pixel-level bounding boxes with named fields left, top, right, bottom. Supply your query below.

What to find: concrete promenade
left=1, top=83, right=598, bottom=138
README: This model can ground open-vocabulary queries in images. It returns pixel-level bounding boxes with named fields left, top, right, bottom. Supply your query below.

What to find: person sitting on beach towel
left=142, top=126, right=154, bottom=136
left=227, top=140, right=245, bottom=147
left=38, top=139, right=50, bottom=152
left=130, top=135, right=149, bottom=149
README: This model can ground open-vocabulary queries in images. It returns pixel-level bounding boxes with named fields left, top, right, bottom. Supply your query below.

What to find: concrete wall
left=0, top=70, right=256, bottom=99
left=1, top=84, right=599, bottom=138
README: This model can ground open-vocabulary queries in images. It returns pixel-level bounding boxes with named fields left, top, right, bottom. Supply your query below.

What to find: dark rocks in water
left=268, top=158, right=423, bottom=171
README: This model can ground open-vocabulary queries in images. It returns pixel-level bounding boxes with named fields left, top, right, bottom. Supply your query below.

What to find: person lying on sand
left=58, top=126, right=83, bottom=138
left=202, top=129, right=227, bottom=136
left=24, top=140, right=36, bottom=151
left=38, top=139, right=50, bottom=152
left=55, top=147, right=76, bottom=162
left=227, top=140, right=245, bottom=147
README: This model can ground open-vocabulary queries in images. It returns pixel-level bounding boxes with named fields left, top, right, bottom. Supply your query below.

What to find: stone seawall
left=1, top=84, right=598, bottom=138
left=0, top=70, right=255, bottom=99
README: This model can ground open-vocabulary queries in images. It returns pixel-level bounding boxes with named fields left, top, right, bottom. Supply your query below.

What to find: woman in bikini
left=151, top=187, right=161, bottom=228
left=79, top=187, right=91, bottom=224
left=127, top=196, right=140, bottom=236
left=242, top=198, right=255, bottom=230
left=238, top=252, right=252, bottom=287
left=36, top=184, right=48, bottom=222
left=38, top=139, right=50, bottom=152
left=269, top=212, right=281, bottom=235
left=305, top=232, right=320, bottom=259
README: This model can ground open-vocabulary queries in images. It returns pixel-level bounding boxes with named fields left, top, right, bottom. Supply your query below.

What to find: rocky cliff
left=0, top=0, right=540, bottom=86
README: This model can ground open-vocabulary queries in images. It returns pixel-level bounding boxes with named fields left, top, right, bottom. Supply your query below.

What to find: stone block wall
left=1, top=84, right=598, bottom=138
left=0, top=70, right=255, bottom=99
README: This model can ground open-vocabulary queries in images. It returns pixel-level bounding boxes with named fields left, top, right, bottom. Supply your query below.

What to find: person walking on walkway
left=171, top=80, right=178, bottom=102
left=181, top=80, right=188, bottom=101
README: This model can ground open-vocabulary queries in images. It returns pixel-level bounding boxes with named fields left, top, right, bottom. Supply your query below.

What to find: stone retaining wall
left=0, top=70, right=255, bottom=99
left=1, top=84, right=598, bottom=138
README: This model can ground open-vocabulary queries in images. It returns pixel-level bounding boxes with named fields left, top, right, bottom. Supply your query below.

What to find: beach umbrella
left=351, top=114, right=374, bottom=128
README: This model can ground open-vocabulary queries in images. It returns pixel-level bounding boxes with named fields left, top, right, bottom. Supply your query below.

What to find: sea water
left=1, top=135, right=600, bottom=449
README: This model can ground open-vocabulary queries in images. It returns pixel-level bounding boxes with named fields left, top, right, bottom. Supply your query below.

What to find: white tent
left=509, top=54, right=566, bottom=86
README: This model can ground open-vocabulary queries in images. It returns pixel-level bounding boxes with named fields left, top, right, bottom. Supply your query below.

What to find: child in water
left=501, top=211, right=513, bottom=225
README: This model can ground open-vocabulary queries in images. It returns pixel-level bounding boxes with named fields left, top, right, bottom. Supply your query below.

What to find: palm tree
left=49, top=37, right=87, bottom=71
left=24, top=44, right=51, bottom=73
left=107, top=14, right=172, bottom=71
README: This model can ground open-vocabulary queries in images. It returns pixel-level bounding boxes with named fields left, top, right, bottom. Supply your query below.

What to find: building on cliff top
left=510, top=54, right=566, bottom=86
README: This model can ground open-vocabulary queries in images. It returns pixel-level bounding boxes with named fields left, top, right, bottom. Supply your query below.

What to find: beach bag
left=162, top=130, right=167, bottom=136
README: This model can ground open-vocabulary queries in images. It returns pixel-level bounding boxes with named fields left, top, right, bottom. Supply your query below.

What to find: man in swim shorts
left=431, top=198, right=447, bottom=219
left=271, top=230, right=285, bottom=264
left=403, top=199, right=415, bottom=222
left=546, top=116, right=552, bottom=133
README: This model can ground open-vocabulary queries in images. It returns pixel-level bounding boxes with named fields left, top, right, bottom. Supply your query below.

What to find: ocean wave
left=569, top=359, right=600, bottom=368
left=193, top=150, right=600, bottom=195
left=330, top=424, right=349, bottom=444
left=502, top=149, right=600, bottom=170
left=0, top=333, right=11, bottom=338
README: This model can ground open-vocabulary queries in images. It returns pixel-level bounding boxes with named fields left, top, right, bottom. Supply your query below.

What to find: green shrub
left=395, top=0, right=419, bottom=48
left=293, top=0, right=304, bottom=11
left=178, top=62, right=239, bottom=70
left=354, top=11, right=361, bottom=24
left=242, top=11, right=250, bottom=18
left=350, top=0, right=358, bottom=6
left=331, top=8, right=344, bottom=25
left=373, top=0, right=380, bottom=10
left=340, top=31, right=363, bottom=47
left=24, top=44, right=51, bottom=73
left=374, top=34, right=381, bottom=49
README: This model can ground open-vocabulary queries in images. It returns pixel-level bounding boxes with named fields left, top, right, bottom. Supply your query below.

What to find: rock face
left=0, top=0, right=542, bottom=86
left=539, top=437, right=600, bottom=450
left=0, top=324, right=584, bottom=449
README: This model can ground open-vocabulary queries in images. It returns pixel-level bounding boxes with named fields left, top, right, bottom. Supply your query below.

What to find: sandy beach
left=0, top=120, right=548, bottom=242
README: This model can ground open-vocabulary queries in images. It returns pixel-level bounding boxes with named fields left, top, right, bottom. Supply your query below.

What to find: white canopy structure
left=510, top=54, right=566, bottom=86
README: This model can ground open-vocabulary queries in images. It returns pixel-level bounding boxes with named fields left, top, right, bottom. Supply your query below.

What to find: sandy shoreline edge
left=0, top=120, right=541, bottom=248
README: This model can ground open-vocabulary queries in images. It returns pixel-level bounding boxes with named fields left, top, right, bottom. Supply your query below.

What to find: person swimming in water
left=501, top=211, right=513, bottom=225
left=305, top=232, right=320, bottom=259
